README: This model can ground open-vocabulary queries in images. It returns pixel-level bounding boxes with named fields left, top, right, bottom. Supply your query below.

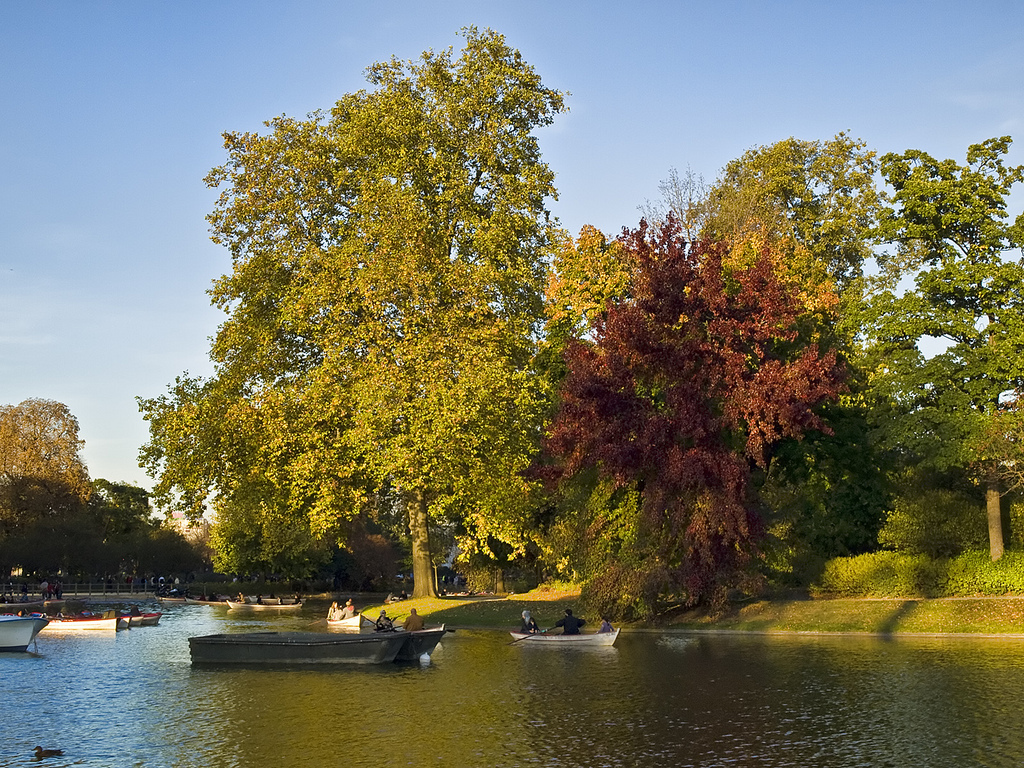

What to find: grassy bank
left=354, top=585, right=584, bottom=631
left=354, top=588, right=1024, bottom=636
left=663, top=596, right=1024, bottom=635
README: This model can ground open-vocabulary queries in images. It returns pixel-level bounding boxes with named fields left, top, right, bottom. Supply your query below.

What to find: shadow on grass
left=877, top=599, right=920, bottom=636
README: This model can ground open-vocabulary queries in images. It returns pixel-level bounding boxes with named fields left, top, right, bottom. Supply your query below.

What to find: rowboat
left=188, top=631, right=409, bottom=665
left=119, top=611, right=162, bottom=627
left=41, top=615, right=128, bottom=631
left=185, top=597, right=228, bottom=605
left=509, top=628, right=620, bottom=646
left=226, top=599, right=303, bottom=611
left=394, top=626, right=447, bottom=661
left=327, top=613, right=375, bottom=630
left=157, top=595, right=187, bottom=603
left=0, top=615, right=49, bottom=651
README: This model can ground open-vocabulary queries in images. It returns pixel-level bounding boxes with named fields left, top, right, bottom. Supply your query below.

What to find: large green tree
left=139, top=28, right=565, bottom=594
left=866, top=137, right=1024, bottom=560
left=704, top=133, right=881, bottom=302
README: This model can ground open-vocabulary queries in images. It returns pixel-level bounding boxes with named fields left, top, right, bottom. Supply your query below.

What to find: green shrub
left=815, top=550, right=1024, bottom=597
left=815, top=551, right=942, bottom=597
left=877, top=488, right=987, bottom=557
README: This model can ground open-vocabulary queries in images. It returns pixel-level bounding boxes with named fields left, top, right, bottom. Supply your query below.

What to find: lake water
left=3, top=600, right=1024, bottom=767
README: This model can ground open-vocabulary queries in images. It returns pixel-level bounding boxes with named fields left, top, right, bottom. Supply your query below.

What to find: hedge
left=813, top=550, right=1024, bottom=598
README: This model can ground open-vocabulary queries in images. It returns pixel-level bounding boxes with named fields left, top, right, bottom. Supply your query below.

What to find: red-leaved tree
left=544, top=220, right=846, bottom=611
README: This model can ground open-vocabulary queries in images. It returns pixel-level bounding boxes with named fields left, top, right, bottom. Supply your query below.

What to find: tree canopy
left=865, top=137, right=1024, bottom=559
left=139, top=27, right=566, bottom=595
left=543, top=221, right=846, bottom=613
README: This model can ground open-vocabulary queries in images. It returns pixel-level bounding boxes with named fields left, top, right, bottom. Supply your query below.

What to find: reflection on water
left=2, top=603, right=1024, bottom=766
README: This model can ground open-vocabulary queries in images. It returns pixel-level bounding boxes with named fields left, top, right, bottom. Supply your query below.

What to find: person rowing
left=554, top=608, right=585, bottom=635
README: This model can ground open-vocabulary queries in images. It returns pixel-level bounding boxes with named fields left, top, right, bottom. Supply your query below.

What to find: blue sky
left=1, top=0, right=1022, bottom=488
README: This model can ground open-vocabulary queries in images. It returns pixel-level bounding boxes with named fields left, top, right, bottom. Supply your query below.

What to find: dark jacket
left=520, top=617, right=539, bottom=633
left=555, top=614, right=585, bottom=635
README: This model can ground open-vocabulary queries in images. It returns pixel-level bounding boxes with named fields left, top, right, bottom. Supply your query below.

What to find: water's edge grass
left=348, top=589, right=1024, bottom=636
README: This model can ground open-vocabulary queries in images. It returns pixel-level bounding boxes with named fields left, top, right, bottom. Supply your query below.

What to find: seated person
left=403, top=608, right=424, bottom=632
left=598, top=617, right=614, bottom=633
left=520, top=610, right=540, bottom=634
left=375, top=610, right=394, bottom=632
left=554, top=608, right=586, bottom=635
left=327, top=601, right=341, bottom=621
left=340, top=599, right=357, bottom=619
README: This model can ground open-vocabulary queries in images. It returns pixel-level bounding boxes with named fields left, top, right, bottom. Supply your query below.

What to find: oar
left=508, top=626, right=552, bottom=644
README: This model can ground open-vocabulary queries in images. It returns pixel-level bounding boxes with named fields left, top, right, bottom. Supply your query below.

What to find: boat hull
left=394, top=626, right=447, bottom=661
left=189, top=631, right=408, bottom=665
left=226, top=600, right=302, bottom=611
left=509, top=628, right=619, bottom=646
left=0, top=615, right=49, bottom=651
left=41, top=616, right=127, bottom=631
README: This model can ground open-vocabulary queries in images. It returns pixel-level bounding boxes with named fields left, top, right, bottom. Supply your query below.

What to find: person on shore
left=520, top=610, right=540, bottom=634
left=341, top=599, right=357, bottom=619
left=403, top=608, right=424, bottom=632
left=554, top=608, right=586, bottom=635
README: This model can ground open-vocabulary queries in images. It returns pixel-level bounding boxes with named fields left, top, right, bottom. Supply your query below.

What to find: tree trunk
left=987, top=474, right=1004, bottom=562
left=495, top=568, right=505, bottom=595
left=409, top=489, right=438, bottom=598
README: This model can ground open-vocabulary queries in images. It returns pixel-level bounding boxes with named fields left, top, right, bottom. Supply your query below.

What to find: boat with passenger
left=226, top=597, right=302, bottom=611
left=509, top=628, right=619, bottom=646
left=327, top=613, right=375, bottom=630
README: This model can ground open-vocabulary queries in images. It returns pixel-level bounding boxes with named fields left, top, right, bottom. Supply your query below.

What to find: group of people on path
left=520, top=608, right=614, bottom=635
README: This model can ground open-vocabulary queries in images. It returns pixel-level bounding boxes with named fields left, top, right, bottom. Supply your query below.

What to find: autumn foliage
left=544, top=220, right=847, bottom=610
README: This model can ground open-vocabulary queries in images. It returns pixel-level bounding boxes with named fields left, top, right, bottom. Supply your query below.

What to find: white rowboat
left=41, top=615, right=127, bottom=631
left=0, top=615, right=49, bottom=651
left=226, top=600, right=302, bottom=611
left=509, top=628, right=619, bottom=646
left=327, top=613, right=375, bottom=630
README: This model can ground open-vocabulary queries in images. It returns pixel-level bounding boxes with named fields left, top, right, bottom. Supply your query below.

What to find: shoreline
left=350, top=591, right=1024, bottom=637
